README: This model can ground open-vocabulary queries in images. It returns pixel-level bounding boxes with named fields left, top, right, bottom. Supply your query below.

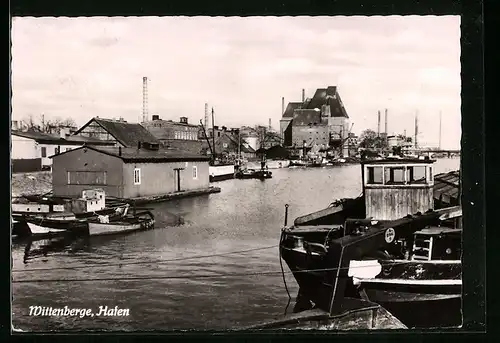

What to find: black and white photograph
left=11, top=15, right=466, bottom=331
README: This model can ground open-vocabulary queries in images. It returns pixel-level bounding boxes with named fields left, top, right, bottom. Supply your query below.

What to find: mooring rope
left=13, top=244, right=280, bottom=273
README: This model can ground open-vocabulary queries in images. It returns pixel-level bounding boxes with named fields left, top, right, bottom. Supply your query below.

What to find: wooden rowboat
left=88, top=211, right=155, bottom=236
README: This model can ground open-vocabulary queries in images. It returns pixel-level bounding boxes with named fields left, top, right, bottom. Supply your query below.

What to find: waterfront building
left=50, top=143, right=210, bottom=199
left=73, top=117, right=161, bottom=148
left=280, top=86, right=350, bottom=157
left=214, top=132, right=256, bottom=160
left=141, top=115, right=204, bottom=154
left=11, top=130, right=114, bottom=172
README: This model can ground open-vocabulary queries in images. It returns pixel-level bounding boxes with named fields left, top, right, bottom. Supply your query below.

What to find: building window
left=134, top=168, right=141, bottom=185
left=193, top=166, right=198, bottom=179
left=223, top=143, right=228, bottom=148
left=41, top=147, right=47, bottom=157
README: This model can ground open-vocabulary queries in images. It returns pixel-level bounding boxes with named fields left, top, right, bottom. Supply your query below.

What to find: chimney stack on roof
left=180, top=117, right=188, bottom=124
left=302, top=89, right=305, bottom=102
left=152, top=114, right=160, bottom=121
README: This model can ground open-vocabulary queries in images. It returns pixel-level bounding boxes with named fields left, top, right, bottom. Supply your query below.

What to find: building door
left=173, top=168, right=183, bottom=192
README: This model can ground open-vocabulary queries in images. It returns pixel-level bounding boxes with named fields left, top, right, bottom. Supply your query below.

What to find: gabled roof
left=50, top=145, right=210, bottom=163
left=74, top=118, right=161, bottom=147
left=12, top=130, right=114, bottom=146
left=283, top=85, right=348, bottom=120
left=282, top=102, right=303, bottom=118
left=305, top=86, right=348, bottom=118
left=216, top=133, right=256, bottom=153
left=292, top=109, right=324, bottom=126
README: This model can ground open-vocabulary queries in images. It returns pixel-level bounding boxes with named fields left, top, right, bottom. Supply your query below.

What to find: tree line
left=15, top=115, right=77, bottom=134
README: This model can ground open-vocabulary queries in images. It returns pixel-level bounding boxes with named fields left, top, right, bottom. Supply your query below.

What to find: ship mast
left=212, top=107, right=216, bottom=163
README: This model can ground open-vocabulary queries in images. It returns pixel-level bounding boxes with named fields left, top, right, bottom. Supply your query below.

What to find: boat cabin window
left=366, top=166, right=383, bottom=184
left=365, top=164, right=433, bottom=186
left=407, top=166, right=427, bottom=184
left=384, top=167, right=405, bottom=185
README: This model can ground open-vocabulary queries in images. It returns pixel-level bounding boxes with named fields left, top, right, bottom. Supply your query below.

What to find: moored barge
left=279, top=157, right=462, bottom=328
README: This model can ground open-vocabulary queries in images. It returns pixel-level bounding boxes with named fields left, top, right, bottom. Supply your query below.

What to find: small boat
left=25, top=213, right=89, bottom=236
left=88, top=211, right=155, bottom=236
left=235, top=168, right=272, bottom=180
left=15, top=205, right=131, bottom=238
left=289, top=160, right=308, bottom=167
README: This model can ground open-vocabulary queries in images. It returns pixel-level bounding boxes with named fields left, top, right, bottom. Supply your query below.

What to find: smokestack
left=414, top=110, right=419, bottom=149
left=269, top=118, right=272, bottom=131
left=281, top=97, right=285, bottom=115
left=302, top=89, right=305, bottom=102
left=384, top=108, right=388, bottom=135
left=377, top=110, right=381, bottom=136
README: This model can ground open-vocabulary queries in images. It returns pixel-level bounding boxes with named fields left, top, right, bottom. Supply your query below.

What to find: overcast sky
left=11, top=16, right=461, bottom=149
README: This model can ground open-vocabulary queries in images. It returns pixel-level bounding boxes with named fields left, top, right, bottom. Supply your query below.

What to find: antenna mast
left=204, top=103, right=209, bottom=135
left=142, top=77, right=149, bottom=122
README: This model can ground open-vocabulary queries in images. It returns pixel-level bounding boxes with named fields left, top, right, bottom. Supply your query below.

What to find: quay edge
left=130, top=186, right=221, bottom=205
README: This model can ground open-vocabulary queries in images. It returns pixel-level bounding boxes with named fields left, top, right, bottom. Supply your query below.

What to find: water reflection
left=21, top=236, right=91, bottom=264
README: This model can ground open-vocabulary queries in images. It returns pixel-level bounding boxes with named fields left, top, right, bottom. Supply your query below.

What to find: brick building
left=280, top=86, right=350, bottom=156
left=141, top=115, right=204, bottom=154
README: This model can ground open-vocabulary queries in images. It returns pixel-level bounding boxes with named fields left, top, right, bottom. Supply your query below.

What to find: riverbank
left=11, top=171, right=52, bottom=197
left=131, top=187, right=222, bottom=205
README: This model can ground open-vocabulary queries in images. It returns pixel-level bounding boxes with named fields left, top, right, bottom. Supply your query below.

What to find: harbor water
left=11, top=158, right=460, bottom=331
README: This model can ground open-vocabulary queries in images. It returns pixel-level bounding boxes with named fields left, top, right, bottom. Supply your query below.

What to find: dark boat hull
left=363, top=288, right=461, bottom=328
left=281, top=244, right=462, bottom=328
left=235, top=170, right=272, bottom=179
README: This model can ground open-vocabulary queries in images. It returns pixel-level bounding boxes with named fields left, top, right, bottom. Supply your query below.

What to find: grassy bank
left=11, top=171, right=52, bottom=197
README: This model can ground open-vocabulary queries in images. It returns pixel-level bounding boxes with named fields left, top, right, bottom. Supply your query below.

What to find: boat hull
left=209, top=165, right=236, bottom=182
left=88, top=217, right=155, bottom=236
left=281, top=243, right=463, bottom=328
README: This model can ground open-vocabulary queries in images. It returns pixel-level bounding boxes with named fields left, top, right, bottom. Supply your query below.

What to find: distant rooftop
left=74, top=117, right=161, bottom=148
left=50, top=145, right=210, bottom=163
left=12, top=130, right=114, bottom=146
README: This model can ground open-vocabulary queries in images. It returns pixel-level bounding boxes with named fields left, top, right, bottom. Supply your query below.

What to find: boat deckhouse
left=362, top=158, right=435, bottom=220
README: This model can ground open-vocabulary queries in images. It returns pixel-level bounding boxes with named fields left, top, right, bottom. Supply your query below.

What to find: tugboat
left=279, top=157, right=462, bottom=328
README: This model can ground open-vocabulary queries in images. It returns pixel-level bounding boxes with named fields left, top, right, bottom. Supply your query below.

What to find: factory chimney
left=269, top=118, right=272, bottom=131
left=302, top=89, right=305, bottom=102
left=384, top=108, right=388, bottom=135
left=282, top=97, right=285, bottom=115
left=377, top=110, right=381, bottom=136
left=414, top=110, right=419, bottom=149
